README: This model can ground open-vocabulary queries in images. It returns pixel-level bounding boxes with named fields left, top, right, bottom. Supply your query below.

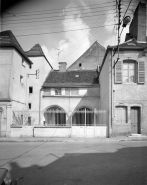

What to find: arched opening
left=44, top=106, right=66, bottom=126
left=72, top=107, right=94, bottom=126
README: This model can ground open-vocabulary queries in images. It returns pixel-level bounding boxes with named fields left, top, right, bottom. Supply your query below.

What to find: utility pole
left=117, top=0, right=121, bottom=60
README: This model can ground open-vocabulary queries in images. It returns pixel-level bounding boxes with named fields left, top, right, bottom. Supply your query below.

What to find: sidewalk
left=0, top=135, right=147, bottom=142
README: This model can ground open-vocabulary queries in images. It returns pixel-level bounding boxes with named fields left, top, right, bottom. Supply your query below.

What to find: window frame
left=115, top=59, right=145, bottom=84
left=54, top=88, right=62, bottom=96
left=115, top=106, right=128, bottom=124
left=122, top=61, right=136, bottom=83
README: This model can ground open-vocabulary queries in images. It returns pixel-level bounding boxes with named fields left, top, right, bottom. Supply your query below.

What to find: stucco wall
left=28, top=57, right=52, bottom=111
left=11, top=49, right=30, bottom=110
left=99, top=52, right=111, bottom=136
left=112, top=50, right=147, bottom=135
left=41, top=87, right=99, bottom=125
left=0, top=49, right=12, bottom=99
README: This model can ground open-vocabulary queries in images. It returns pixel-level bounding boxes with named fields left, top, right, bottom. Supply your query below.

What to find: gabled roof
left=25, top=44, right=45, bottom=57
left=25, top=44, right=53, bottom=69
left=0, top=30, right=33, bottom=65
left=43, top=70, right=99, bottom=87
left=99, top=38, right=147, bottom=76
left=108, top=38, right=147, bottom=50
left=67, top=41, right=106, bottom=71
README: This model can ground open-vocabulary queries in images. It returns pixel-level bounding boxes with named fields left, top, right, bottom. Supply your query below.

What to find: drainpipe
left=110, top=49, right=114, bottom=138
left=39, top=88, right=42, bottom=126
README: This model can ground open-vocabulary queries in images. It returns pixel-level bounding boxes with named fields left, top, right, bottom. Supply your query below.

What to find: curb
left=0, top=137, right=147, bottom=142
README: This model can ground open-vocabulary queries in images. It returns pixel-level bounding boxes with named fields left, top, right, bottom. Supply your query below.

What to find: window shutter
left=138, top=61, right=145, bottom=83
left=115, top=60, right=122, bottom=83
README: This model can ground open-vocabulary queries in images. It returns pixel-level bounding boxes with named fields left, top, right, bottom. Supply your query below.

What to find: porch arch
left=72, top=107, right=94, bottom=126
left=44, top=105, right=66, bottom=126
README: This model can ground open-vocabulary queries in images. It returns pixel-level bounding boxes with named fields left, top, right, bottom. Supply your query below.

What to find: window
left=115, top=106, right=127, bottom=123
left=20, top=75, right=24, bottom=84
left=55, top=88, right=61, bottom=95
left=71, top=88, right=79, bottom=96
left=65, top=88, right=70, bottom=96
left=123, top=62, right=136, bottom=82
left=29, top=87, right=33, bottom=93
left=28, top=103, right=31, bottom=109
left=43, top=88, right=51, bottom=96
left=28, top=116, right=31, bottom=125
left=115, top=60, right=145, bottom=84
left=79, top=63, right=82, bottom=67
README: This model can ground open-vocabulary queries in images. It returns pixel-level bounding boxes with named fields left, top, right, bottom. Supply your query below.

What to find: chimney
left=59, top=62, right=67, bottom=72
left=127, top=2, right=146, bottom=42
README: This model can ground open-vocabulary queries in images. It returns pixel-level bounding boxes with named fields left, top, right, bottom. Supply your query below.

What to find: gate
left=71, top=109, right=106, bottom=138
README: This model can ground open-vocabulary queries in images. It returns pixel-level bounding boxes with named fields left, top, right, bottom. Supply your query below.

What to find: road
left=0, top=140, right=147, bottom=185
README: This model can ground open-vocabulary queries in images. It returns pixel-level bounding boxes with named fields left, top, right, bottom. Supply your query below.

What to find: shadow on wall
left=8, top=146, right=147, bottom=185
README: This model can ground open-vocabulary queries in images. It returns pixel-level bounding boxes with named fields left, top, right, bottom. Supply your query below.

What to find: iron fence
left=12, top=109, right=106, bottom=127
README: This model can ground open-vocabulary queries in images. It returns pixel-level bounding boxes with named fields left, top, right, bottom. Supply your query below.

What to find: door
left=131, top=107, right=141, bottom=134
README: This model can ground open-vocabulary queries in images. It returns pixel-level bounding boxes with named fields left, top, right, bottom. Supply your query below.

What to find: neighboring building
left=25, top=44, right=53, bottom=113
left=68, top=41, right=105, bottom=71
left=0, top=30, right=33, bottom=136
left=38, top=62, right=106, bottom=137
left=99, top=2, right=147, bottom=137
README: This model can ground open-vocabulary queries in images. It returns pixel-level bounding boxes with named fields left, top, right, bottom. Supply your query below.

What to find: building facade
left=0, top=30, right=33, bottom=136
left=39, top=63, right=106, bottom=137
left=99, top=2, right=147, bottom=137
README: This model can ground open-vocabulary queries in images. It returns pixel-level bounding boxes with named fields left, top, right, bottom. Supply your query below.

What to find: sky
left=1, top=0, right=147, bottom=69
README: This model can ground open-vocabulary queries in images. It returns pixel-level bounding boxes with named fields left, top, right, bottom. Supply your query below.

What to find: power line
left=54, top=16, right=115, bottom=63
left=15, top=24, right=116, bottom=37
left=2, top=10, right=116, bottom=25
left=2, top=4, right=116, bottom=19
left=2, top=1, right=116, bottom=16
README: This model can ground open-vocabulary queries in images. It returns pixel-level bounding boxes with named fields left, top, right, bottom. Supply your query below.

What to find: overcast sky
left=1, top=0, right=147, bottom=69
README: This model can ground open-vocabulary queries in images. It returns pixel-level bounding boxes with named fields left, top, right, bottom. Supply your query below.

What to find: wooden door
left=131, top=107, right=140, bottom=134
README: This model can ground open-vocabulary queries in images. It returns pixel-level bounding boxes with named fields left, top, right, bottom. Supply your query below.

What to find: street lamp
left=122, top=16, right=131, bottom=27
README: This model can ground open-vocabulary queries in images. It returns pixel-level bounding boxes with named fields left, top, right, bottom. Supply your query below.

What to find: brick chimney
left=125, top=2, right=146, bottom=42
left=59, top=62, right=67, bottom=72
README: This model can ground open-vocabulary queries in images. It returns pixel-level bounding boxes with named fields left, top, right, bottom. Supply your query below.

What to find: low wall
left=10, top=126, right=107, bottom=138
left=34, top=127, right=71, bottom=137
left=11, top=126, right=34, bottom=137
left=71, top=126, right=106, bottom=137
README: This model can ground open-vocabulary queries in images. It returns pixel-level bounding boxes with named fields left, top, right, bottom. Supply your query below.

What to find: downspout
left=110, top=49, right=113, bottom=138
left=39, top=87, right=43, bottom=126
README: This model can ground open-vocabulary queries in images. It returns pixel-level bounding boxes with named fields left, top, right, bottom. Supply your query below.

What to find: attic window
left=127, top=43, right=136, bottom=46
left=79, top=63, right=82, bottom=67
left=75, top=74, right=79, bottom=78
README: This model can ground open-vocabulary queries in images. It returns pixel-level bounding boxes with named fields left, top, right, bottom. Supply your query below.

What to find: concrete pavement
left=0, top=135, right=147, bottom=142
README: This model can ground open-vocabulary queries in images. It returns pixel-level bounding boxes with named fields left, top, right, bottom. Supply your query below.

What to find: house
left=99, top=2, right=147, bottom=137
left=68, top=41, right=105, bottom=71
left=0, top=30, right=33, bottom=137
left=36, top=62, right=106, bottom=138
left=24, top=44, right=53, bottom=126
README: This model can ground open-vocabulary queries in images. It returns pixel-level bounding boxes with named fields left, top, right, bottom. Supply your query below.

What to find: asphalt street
left=0, top=140, right=147, bottom=185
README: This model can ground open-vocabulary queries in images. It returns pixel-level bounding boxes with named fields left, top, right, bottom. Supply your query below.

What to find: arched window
left=72, top=107, right=94, bottom=126
left=44, top=106, right=66, bottom=126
